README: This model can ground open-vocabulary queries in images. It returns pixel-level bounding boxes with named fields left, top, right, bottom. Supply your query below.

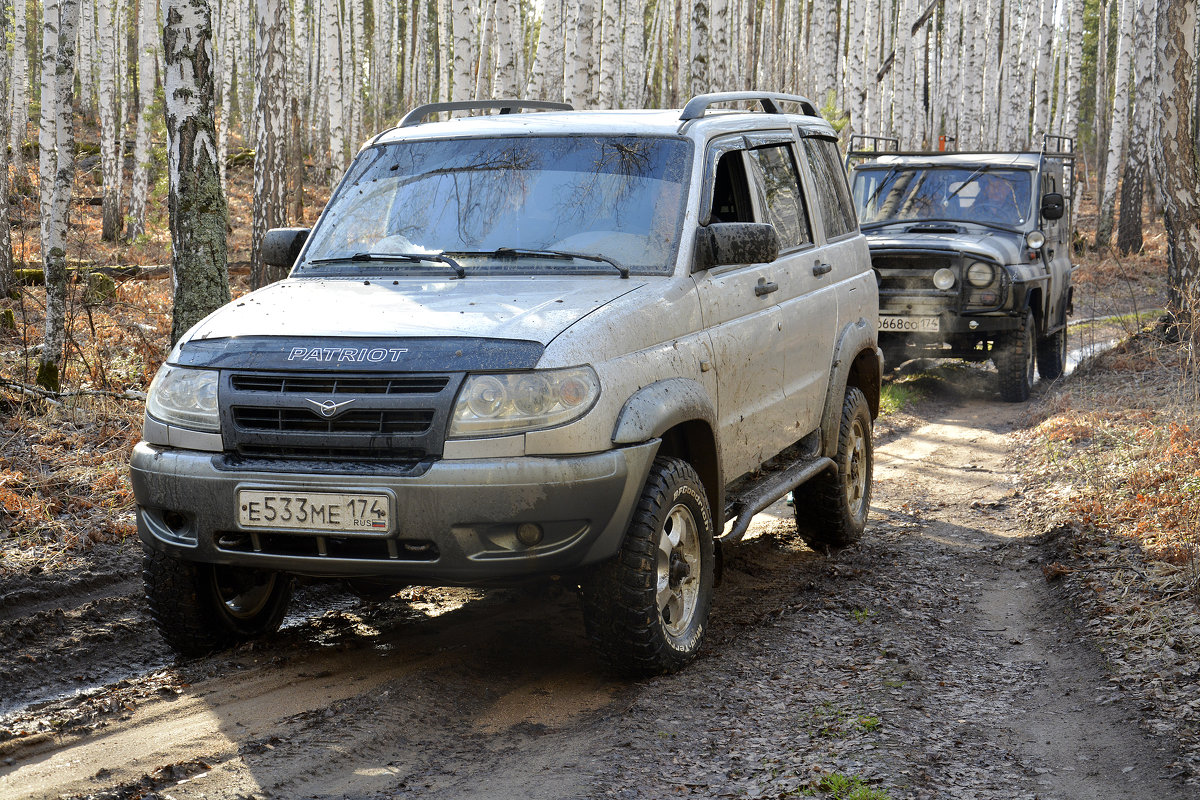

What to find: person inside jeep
left=970, top=173, right=1023, bottom=226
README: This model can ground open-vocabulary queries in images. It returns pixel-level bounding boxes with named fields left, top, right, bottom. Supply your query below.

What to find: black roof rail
left=846, top=134, right=900, bottom=156
left=678, top=92, right=819, bottom=122
left=398, top=99, right=574, bottom=128
left=1041, top=133, right=1076, bottom=158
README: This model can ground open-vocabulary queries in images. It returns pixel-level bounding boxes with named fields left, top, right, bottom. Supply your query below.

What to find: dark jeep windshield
left=852, top=165, right=1034, bottom=230
left=299, top=136, right=691, bottom=276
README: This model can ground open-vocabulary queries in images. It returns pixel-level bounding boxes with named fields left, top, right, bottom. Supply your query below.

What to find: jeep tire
left=1036, top=325, right=1068, bottom=381
left=793, top=387, right=873, bottom=552
left=995, top=310, right=1036, bottom=402
left=581, top=457, right=715, bottom=677
left=143, top=545, right=293, bottom=657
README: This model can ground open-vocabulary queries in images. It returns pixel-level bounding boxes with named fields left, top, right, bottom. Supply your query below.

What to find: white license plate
left=879, top=315, right=940, bottom=332
left=237, top=489, right=391, bottom=534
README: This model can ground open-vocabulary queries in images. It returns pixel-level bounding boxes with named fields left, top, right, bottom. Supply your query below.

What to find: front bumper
left=130, top=440, right=659, bottom=584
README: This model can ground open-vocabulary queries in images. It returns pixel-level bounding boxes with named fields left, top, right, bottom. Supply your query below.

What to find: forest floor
left=2, top=167, right=1199, bottom=798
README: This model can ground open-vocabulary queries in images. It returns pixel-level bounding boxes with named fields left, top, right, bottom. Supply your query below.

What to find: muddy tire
left=581, top=457, right=715, bottom=677
left=142, top=545, right=292, bottom=657
left=793, top=387, right=873, bottom=552
left=1036, top=325, right=1067, bottom=381
left=994, top=310, right=1036, bottom=402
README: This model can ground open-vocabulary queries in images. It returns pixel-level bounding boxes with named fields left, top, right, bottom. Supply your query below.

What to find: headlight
left=932, top=268, right=956, bottom=290
left=966, top=261, right=996, bottom=287
left=145, top=365, right=221, bottom=432
left=448, top=366, right=600, bottom=438
left=1026, top=231, right=1046, bottom=250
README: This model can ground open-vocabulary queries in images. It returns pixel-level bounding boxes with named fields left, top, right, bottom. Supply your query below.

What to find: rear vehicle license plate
left=879, top=315, right=940, bottom=332
left=237, top=490, right=391, bottom=534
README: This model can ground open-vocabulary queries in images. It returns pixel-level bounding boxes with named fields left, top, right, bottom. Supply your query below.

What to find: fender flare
left=612, top=378, right=718, bottom=445
left=818, top=317, right=882, bottom=459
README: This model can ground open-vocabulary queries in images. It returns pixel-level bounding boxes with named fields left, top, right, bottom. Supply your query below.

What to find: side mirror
left=261, top=227, right=311, bottom=269
left=693, top=223, right=780, bottom=271
left=1040, top=192, right=1065, bottom=221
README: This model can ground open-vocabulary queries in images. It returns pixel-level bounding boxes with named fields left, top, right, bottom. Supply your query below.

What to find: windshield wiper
left=444, top=247, right=630, bottom=279
left=860, top=166, right=899, bottom=216
left=307, top=252, right=466, bottom=278
left=946, top=164, right=993, bottom=201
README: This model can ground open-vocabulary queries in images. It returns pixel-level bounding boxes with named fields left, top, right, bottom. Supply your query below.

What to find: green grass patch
left=879, top=381, right=923, bottom=415
left=806, top=773, right=893, bottom=799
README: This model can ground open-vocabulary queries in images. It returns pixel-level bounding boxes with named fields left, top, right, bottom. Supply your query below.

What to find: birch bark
left=451, top=0, right=473, bottom=102
left=1117, top=0, right=1157, bottom=254
left=1030, top=0, right=1054, bottom=139
left=322, top=0, right=346, bottom=183
left=251, top=0, right=288, bottom=288
left=0, top=0, right=11, bottom=298
left=164, top=0, right=229, bottom=345
left=494, top=0, right=519, bottom=98
left=527, top=0, right=563, bottom=100
left=126, top=0, right=159, bottom=240
left=98, top=0, right=124, bottom=239
left=563, top=0, right=592, bottom=107
left=1095, top=0, right=1133, bottom=249
left=37, top=0, right=82, bottom=390
left=1063, top=0, right=1083, bottom=142
left=10, top=0, right=28, bottom=168
left=688, top=0, right=707, bottom=97
left=78, top=0, right=95, bottom=113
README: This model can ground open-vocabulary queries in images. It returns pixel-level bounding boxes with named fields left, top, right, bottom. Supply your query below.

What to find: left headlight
left=145, top=365, right=221, bottom=432
left=448, top=366, right=600, bottom=438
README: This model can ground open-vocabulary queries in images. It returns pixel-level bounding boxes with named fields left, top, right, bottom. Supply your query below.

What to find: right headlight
left=448, top=366, right=600, bottom=438
left=145, top=365, right=221, bottom=432
left=966, top=261, right=996, bottom=287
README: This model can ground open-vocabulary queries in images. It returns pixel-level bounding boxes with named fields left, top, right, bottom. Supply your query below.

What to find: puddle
left=1065, top=338, right=1117, bottom=376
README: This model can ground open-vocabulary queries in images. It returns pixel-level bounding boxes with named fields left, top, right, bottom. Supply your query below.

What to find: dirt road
left=2, top=384, right=1196, bottom=800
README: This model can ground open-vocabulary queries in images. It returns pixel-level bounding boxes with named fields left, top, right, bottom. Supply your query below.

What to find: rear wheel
left=1037, top=325, right=1068, bottom=381
left=793, top=387, right=873, bottom=552
left=995, top=311, right=1036, bottom=402
left=581, top=457, right=715, bottom=677
left=143, top=545, right=293, bottom=657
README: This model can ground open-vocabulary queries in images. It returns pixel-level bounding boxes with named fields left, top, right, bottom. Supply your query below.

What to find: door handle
left=813, top=262, right=833, bottom=277
left=754, top=277, right=779, bottom=297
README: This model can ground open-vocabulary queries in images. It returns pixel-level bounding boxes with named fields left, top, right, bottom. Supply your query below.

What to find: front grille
left=221, top=370, right=463, bottom=461
left=232, top=407, right=435, bottom=434
left=873, top=254, right=957, bottom=296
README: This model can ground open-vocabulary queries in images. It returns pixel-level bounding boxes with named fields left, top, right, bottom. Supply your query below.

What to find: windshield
left=852, top=165, right=1034, bottom=230
left=298, top=135, right=692, bottom=276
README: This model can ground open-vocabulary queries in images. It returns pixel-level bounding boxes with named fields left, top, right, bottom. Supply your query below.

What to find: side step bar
left=719, top=456, right=835, bottom=544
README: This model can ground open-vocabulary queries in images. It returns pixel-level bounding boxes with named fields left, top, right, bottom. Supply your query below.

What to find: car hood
left=186, top=276, right=648, bottom=347
left=863, top=229, right=1027, bottom=265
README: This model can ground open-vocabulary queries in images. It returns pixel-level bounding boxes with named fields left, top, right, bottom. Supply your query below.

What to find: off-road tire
left=142, top=545, right=293, bottom=657
left=580, top=457, right=715, bottom=677
left=792, top=387, right=873, bottom=552
left=1036, top=325, right=1067, bottom=381
left=994, top=310, right=1036, bottom=402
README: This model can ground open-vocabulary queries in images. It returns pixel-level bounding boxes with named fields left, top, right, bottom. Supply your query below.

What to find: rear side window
left=802, top=138, right=858, bottom=238
left=746, top=144, right=812, bottom=250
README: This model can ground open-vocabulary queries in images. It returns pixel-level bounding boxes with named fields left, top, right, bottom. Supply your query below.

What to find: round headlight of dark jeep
left=1026, top=231, right=1046, bottom=250
left=966, top=261, right=996, bottom=288
left=932, top=268, right=956, bottom=290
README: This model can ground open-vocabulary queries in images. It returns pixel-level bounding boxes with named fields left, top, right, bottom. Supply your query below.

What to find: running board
left=719, top=456, right=836, bottom=544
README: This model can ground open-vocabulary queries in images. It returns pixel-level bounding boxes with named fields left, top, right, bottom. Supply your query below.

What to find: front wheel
left=143, top=545, right=293, bottom=657
left=581, top=457, right=715, bottom=677
left=793, top=386, right=873, bottom=552
left=994, top=311, right=1036, bottom=402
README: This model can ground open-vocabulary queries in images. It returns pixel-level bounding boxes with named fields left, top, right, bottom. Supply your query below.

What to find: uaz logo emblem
left=305, top=398, right=356, bottom=418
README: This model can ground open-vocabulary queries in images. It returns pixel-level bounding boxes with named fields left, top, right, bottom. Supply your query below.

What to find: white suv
left=132, top=93, right=882, bottom=675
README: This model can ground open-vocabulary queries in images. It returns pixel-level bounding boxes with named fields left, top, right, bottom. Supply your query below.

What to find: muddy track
left=2, top=379, right=1197, bottom=800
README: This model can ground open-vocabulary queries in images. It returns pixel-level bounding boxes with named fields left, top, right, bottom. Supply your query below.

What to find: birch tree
left=97, top=0, right=124, bottom=239
left=526, top=0, right=563, bottom=100
left=451, top=0, right=473, bottom=101
left=37, top=0, right=82, bottom=391
left=9, top=0, right=28, bottom=178
left=164, top=0, right=230, bottom=345
left=321, top=0, right=346, bottom=184
left=251, top=0, right=289, bottom=288
left=1155, top=0, right=1200, bottom=333
left=1095, top=0, right=1134, bottom=249
left=1117, top=0, right=1156, bottom=254
left=126, top=0, right=159, bottom=240
left=0, top=0, right=11, bottom=299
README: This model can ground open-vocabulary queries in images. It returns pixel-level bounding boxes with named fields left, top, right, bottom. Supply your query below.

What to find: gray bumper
left=130, top=440, right=659, bottom=584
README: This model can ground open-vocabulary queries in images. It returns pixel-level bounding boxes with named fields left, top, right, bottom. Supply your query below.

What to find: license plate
left=237, top=489, right=391, bottom=534
left=879, top=315, right=940, bottom=332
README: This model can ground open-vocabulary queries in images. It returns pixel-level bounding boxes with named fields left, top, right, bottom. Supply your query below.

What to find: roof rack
left=1041, top=133, right=1075, bottom=157
left=398, top=99, right=574, bottom=128
left=846, top=134, right=900, bottom=156
left=678, top=92, right=819, bottom=122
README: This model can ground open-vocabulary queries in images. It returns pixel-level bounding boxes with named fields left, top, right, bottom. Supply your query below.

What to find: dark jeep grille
left=873, top=254, right=957, bottom=297
left=222, top=370, right=462, bottom=462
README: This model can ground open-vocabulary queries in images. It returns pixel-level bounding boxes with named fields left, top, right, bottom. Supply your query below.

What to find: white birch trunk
left=251, top=0, right=288, bottom=287
left=809, top=0, right=836, bottom=104
left=126, top=0, right=158, bottom=239
left=323, top=0, right=346, bottom=183
left=37, top=0, right=81, bottom=388
left=1030, top=0, right=1054, bottom=139
left=97, top=0, right=123, bottom=239
left=77, top=0, right=95, bottom=114
left=563, top=0, right=591, bottom=107
left=1096, top=0, right=1134, bottom=248
left=0, top=0, right=11, bottom=296
left=495, top=0, right=519, bottom=98
left=9, top=0, right=28, bottom=170
left=451, top=0, right=474, bottom=102
left=1062, top=0, right=1083, bottom=143
left=216, top=0, right=234, bottom=191
left=599, top=0, right=621, bottom=104
left=527, top=0, right=563, bottom=100
left=473, top=0, right=493, bottom=101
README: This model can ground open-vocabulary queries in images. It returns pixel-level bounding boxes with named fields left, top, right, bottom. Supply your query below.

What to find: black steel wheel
left=581, top=457, right=715, bottom=677
left=793, top=386, right=873, bottom=552
left=143, top=545, right=293, bottom=657
left=995, top=311, right=1036, bottom=402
